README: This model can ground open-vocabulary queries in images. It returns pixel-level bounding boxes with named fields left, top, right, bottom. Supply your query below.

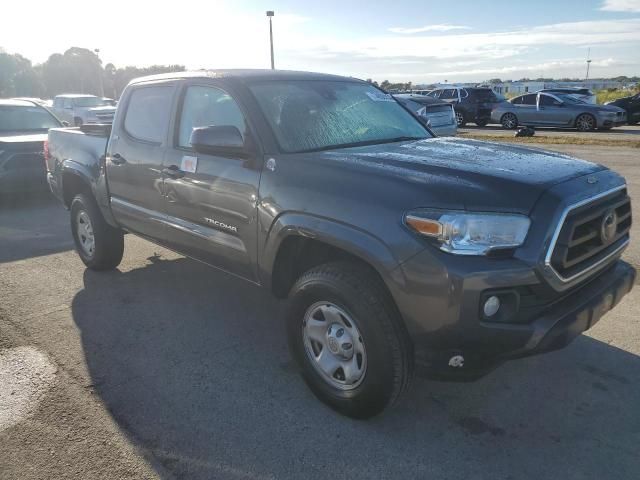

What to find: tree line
left=0, top=47, right=185, bottom=99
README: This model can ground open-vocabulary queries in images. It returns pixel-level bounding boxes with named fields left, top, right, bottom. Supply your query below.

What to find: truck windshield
left=0, top=106, right=61, bottom=132
left=249, top=80, right=430, bottom=153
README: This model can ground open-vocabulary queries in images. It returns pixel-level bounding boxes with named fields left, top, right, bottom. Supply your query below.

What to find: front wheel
left=575, top=113, right=596, bottom=131
left=70, top=194, right=124, bottom=270
left=501, top=113, right=518, bottom=129
left=455, top=111, right=466, bottom=127
left=286, top=262, right=413, bottom=419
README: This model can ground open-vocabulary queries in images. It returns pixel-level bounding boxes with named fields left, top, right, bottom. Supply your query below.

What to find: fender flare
left=259, top=212, right=406, bottom=291
left=60, top=159, right=118, bottom=227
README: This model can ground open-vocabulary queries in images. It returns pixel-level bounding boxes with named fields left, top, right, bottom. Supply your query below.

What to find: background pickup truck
left=46, top=69, right=635, bottom=418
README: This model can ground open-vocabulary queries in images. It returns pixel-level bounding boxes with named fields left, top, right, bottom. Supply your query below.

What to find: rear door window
left=539, top=94, right=561, bottom=106
left=123, top=85, right=174, bottom=143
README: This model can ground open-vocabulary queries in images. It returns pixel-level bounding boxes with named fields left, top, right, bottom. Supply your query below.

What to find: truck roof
left=130, top=69, right=364, bottom=85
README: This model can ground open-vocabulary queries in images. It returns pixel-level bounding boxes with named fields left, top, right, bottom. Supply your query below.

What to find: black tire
left=575, top=113, right=596, bottom=132
left=455, top=110, right=466, bottom=127
left=286, top=262, right=413, bottom=419
left=70, top=193, right=124, bottom=270
left=475, top=118, right=489, bottom=127
left=501, top=113, right=518, bottom=129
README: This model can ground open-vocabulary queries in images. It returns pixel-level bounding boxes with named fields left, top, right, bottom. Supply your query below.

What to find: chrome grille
left=549, top=187, right=631, bottom=281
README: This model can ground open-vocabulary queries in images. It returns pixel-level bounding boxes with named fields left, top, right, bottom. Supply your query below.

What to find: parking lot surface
left=1, top=144, right=639, bottom=479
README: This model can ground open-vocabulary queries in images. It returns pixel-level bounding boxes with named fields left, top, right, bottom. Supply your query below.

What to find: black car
left=0, top=99, right=63, bottom=194
left=606, top=92, right=640, bottom=125
left=428, top=87, right=500, bottom=127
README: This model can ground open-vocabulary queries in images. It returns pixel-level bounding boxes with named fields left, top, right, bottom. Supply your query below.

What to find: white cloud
left=388, top=24, right=471, bottom=34
left=600, top=0, right=640, bottom=12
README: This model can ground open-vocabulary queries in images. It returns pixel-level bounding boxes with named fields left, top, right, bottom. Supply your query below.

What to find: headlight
left=405, top=211, right=531, bottom=255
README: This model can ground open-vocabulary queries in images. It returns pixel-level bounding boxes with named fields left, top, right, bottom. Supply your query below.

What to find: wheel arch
left=261, top=213, right=406, bottom=300
left=61, top=161, right=118, bottom=227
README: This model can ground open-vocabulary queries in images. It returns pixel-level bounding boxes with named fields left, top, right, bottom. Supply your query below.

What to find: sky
left=2, top=0, right=640, bottom=83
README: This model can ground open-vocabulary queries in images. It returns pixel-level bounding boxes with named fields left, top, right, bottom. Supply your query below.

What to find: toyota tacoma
left=46, top=70, right=635, bottom=418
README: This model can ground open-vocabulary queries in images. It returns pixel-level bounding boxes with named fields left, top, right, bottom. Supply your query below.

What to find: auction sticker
left=181, top=155, right=198, bottom=173
left=366, top=91, right=395, bottom=102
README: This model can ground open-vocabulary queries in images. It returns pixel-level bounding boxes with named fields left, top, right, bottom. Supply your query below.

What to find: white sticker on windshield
left=181, top=155, right=198, bottom=173
left=366, top=91, right=395, bottom=102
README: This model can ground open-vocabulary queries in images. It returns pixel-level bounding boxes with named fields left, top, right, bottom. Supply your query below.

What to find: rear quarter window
left=123, top=85, right=174, bottom=143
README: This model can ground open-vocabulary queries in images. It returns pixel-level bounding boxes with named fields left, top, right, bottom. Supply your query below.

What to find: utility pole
left=266, top=11, right=275, bottom=69
left=94, top=48, right=105, bottom=97
left=585, top=48, right=592, bottom=81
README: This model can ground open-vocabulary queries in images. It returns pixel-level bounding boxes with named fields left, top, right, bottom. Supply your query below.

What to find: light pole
left=94, top=48, right=105, bottom=97
left=585, top=48, right=592, bottom=81
left=266, top=11, right=275, bottom=69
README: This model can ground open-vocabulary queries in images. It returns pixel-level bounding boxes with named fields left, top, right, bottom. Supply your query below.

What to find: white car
left=51, top=94, right=116, bottom=126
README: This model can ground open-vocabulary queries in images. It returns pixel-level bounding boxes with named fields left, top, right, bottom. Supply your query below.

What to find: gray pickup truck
left=46, top=70, right=635, bottom=418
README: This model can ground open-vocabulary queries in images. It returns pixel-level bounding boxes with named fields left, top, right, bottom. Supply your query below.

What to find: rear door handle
left=111, top=153, right=126, bottom=165
left=162, top=165, right=185, bottom=179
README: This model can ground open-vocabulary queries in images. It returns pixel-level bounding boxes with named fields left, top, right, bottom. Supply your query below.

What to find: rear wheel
left=70, top=194, right=124, bottom=270
left=501, top=113, right=518, bottom=129
left=286, top=262, right=413, bottom=419
left=575, top=113, right=596, bottom=132
left=455, top=111, right=466, bottom=127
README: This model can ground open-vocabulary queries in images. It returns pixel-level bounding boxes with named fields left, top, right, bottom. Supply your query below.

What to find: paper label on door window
left=181, top=155, right=198, bottom=173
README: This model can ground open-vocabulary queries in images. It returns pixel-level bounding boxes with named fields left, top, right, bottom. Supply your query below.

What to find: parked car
left=492, top=92, right=627, bottom=131
left=606, top=92, right=640, bottom=125
left=411, top=89, right=432, bottom=96
left=47, top=69, right=634, bottom=418
left=12, top=97, right=50, bottom=107
left=427, top=87, right=500, bottom=127
left=0, top=99, right=63, bottom=194
left=51, top=94, right=116, bottom=126
left=538, top=88, right=596, bottom=104
left=394, top=94, right=457, bottom=136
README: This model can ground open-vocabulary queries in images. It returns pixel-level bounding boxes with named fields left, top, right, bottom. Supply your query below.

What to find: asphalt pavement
left=1, top=144, right=639, bottom=479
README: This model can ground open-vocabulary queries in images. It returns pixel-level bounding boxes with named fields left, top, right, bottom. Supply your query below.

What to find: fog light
left=483, top=296, right=501, bottom=317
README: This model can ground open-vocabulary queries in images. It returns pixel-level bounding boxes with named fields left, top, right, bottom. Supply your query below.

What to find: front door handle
left=111, top=153, right=126, bottom=165
left=162, top=165, right=185, bottom=179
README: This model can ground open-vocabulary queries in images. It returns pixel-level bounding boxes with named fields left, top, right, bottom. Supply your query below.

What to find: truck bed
left=46, top=126, right=111, bottom=209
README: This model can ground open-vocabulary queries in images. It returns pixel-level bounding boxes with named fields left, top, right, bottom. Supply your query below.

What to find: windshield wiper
left=296, top=136, right=426, bottom=154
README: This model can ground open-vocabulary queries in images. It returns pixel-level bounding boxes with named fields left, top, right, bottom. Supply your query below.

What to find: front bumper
left=392, top=250, right=635, bottom=380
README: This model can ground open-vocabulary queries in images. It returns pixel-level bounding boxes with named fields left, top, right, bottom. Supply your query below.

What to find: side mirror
left=61, top=121, right=70, bottom=127
left=190, top=125, right=248, bottom=158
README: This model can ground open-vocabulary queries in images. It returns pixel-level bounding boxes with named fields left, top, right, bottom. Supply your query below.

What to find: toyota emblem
left=600, top=209, right=618, bottom=244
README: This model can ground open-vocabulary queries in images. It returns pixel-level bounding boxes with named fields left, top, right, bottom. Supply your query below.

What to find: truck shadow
left=0, top=191, right=73, bottom=263
left=71, top=255, right=640, bottom=480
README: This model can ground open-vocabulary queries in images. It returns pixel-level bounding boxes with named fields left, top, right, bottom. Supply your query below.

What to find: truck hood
left=317, top=137, right=604, bottom=214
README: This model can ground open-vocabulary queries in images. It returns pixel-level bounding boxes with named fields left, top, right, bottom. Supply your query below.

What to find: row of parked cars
left=396, top=86, right=640, bottom=131
left=2, top=84, right=639, bottom=197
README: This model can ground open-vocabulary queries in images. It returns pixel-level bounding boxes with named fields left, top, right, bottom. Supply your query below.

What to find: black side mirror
left=190, top=125, right=248, bottom=158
